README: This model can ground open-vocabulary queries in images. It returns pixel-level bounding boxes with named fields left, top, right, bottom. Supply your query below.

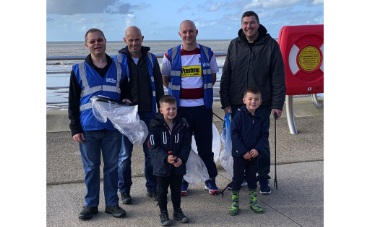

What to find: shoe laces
left=110, top=205, right=121, bottom=211
left=160, top=212, right=169, bottom=221
left=175, top=209, right=186, bottom=218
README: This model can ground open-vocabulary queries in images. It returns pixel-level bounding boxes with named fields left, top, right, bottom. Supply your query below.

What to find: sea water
left=46, top=39, right=320, bottom=108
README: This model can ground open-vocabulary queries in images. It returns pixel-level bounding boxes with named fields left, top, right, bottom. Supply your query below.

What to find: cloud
left=47, top=0, right=117, bottom=15
left=118, top=3, right=131, bottom=14
left=178, top=5, right=190, bottom=13
left=203, top=1, right=227, bottom=12
left=131, top=2, right=151, bottom=10
left=309, top=0, right=324, bottom=5
left=226, top=0, right=310, bottom=10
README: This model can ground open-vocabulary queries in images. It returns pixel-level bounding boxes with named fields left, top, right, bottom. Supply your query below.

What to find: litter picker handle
left=274, top=112, right=278, bottom=189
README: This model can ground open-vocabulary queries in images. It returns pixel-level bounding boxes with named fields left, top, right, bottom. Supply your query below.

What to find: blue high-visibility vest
left=72, top=61, right=124, bottom=131
left=167, top=44, right=213, bottom=109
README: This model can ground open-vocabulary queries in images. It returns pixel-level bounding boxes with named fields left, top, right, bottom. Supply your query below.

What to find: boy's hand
left=173, top=158, right=182, bottom=167
left=250, top=149, right=259, bottom=158
left=167, top=155, right=177, bottom=164
left=243, top=152, right=252, bottom=160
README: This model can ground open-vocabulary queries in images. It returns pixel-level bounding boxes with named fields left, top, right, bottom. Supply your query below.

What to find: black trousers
left=178, top=105, right=218, bottom=178
left=232, top=157, right=258, bottom=191
left=157, top=174, right=183, bottom=212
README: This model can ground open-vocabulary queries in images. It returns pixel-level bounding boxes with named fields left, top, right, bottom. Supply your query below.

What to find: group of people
left=68, top=10, right=286, bottom=226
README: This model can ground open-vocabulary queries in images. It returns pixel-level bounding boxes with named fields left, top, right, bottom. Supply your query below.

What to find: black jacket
left=220, top=25, right=286, bottom=110
left=148, top=113, right=191, bottom=177
left=68, top=54, right=130, bottom=136
left=117, top=46, right=164, bottom=113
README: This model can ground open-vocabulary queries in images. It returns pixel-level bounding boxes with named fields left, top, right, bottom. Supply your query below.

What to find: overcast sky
left=46, top=0, right=324, bottom=42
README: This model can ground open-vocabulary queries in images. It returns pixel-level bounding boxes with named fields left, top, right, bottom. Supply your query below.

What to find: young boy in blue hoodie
left=148, top=95, right=191, bottom=226
left=229, top=87, right=269, bottom=216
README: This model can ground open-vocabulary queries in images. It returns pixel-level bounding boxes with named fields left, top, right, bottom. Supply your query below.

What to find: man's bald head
left=125, top=26, right=142, bottom=37
left=124, top=26, right=144, bottom=58
left=179, top=20, right=196, bottom=31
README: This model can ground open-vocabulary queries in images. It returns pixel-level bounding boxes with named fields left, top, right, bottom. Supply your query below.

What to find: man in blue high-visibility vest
left=162, top=20, right=220, bottom=196
left=113, top=26, right=164, bottom=205
left=68, top=28, right=130, bottom=220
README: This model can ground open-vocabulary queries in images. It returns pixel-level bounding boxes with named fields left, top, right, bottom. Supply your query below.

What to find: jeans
left=118, top=112, right=157, bottom=193
left=231, top=105, right=271, bottom=181
left=79, top=129, right=122, bottom=207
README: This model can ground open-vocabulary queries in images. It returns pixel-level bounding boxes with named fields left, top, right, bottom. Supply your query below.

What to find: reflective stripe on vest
left=78, top=61, right=122, bottom=111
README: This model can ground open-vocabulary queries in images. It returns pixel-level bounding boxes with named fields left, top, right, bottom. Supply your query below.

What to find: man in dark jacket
left=113, top=26, right=164, bottom=204
left=220, top=11, right=286, bottom=194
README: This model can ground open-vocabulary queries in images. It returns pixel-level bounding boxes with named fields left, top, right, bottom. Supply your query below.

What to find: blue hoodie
left=230, top=105, right=269, bottom=159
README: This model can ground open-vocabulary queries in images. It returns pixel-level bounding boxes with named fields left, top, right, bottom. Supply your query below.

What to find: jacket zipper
left=166, top=122, right=181, bottom=176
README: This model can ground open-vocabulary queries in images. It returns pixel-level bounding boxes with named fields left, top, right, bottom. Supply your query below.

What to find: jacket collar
left=117, top=46, right=150, bottom=58
left=154, top=113, right=182, bottom=126
left=238, top=105, right=263, bottom=117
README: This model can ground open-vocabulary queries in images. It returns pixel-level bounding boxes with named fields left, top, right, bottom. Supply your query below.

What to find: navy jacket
left=230, top=105, right=269, bottom=159
left=148, top=113, right=191, bottom=177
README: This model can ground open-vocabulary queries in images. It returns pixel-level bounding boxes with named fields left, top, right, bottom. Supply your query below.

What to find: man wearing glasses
left=68, top=28, right=130, bottom=220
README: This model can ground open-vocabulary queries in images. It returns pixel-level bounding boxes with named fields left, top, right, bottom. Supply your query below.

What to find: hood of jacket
left=237, top=24, right=269, bottom=45
left=118, top=45, right=150, bottom=57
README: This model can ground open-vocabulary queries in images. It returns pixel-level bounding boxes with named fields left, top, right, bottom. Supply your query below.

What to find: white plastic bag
left=190, top=123, right=221, bottom=163
left=220, top=113, right=233, bottom=177
left=183, top=149, right=210, bottom=185
left=90, top=96, right=148, bottom=145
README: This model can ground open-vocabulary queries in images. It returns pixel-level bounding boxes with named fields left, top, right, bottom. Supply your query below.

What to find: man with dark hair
left=68, top=28, right=129, bottom=220
left=220, top=11, right=286, bottom=195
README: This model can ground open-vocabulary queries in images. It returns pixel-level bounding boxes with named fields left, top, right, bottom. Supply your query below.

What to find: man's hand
left=173, top=158, right=182, bottom=167
left=122, top=99, right=132, bottom=104
left=272, top=109, right=282, bottom=119
left=224, top=106, right=232, bottom=115
left=73, top=133, right=85, bottom=143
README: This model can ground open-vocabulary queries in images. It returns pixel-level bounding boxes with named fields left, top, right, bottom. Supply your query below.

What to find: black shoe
left=78, top=206, right=98, bottom=220
left=121, top=192, right=132, bottom=204
left=105, top=205, right=126, bottom=218
left=147, top=190, right=158, bottom=201
left=160, top=212, right=172, bottom=226
left=173, top=209, right=189, bottom=223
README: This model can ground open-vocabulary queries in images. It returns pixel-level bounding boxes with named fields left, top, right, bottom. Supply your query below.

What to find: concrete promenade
left=47, top=97, right=323, bottom=226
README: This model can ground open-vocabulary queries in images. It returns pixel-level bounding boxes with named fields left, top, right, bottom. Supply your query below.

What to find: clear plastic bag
left=90, top=96, right=148, bottom=145
left=183, top=149, right=210, bottom=185
left=190, top=123, right=221, bottom=163
left=220, top=113, right=234, bottom=177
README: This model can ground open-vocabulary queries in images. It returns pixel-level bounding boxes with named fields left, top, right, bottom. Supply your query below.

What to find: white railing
left=46, top=52, right=227, bottom=104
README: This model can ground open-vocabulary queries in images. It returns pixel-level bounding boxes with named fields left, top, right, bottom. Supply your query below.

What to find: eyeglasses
left=87, top=38, right=104, bottom=44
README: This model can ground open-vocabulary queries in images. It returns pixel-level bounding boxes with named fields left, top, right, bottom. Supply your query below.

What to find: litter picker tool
left=273, top=112, right=278, bottom=190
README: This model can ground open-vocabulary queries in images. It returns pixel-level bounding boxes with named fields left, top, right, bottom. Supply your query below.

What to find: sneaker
left=241, top=179, right=248, bottom=187
left=159, top=212, right=172, bottom=226
left=173, top=209, right=189, bottom=223
left=121, top=192, right=132, bottom=204
left=78, top=206, right=98, bottom=220
left=181, top=180, right=189, bottom=196
left=204, top=177, right=220, bottom=195
left=105, top=205, right=126, bottom=218
left=259, top=179, right=271, bottom=195
left=146, top=190, right=158, bottom=201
